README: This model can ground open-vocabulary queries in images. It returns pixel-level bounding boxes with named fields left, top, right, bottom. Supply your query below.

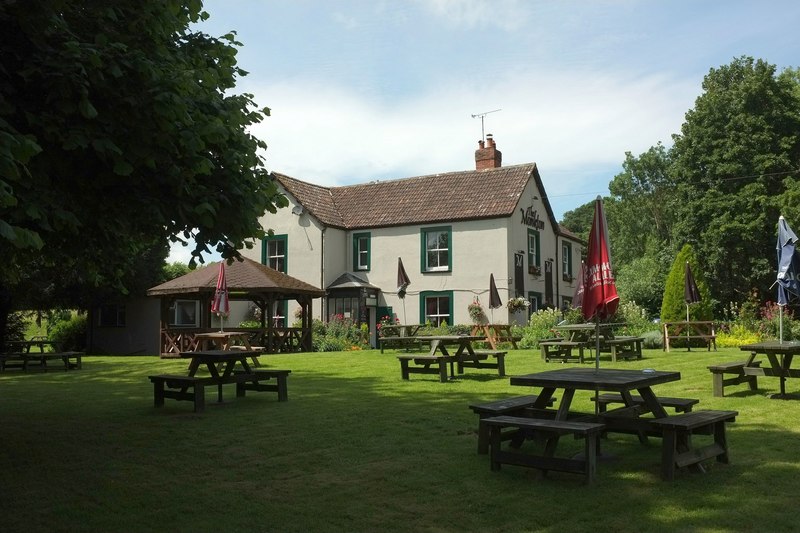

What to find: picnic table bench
left=397, top=354, right=455, bottom=382
left=707, top=360, right=760, bottom=397
left=650, top=409, right=737, bottom=480
left=482, top=415, right=607, bottom=483
left=468, top=394, right=557, bottom=454
left=457, top=349, right=507, bottom=377
left=539, top=339, right=591, bottom=364
left=601, top=336, right=644, bottom=361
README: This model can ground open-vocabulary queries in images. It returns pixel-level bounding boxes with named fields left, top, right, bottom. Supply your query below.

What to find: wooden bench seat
left=149, top=374, right=207, bottom=412
left=601, top=337, right=644, bottom=361
left=649, top=410, right=738, bottom=481
left=469, top=395, right=557, bottom=454
left=457, top=349, right=507, bottom=377
left=397, top=354, right=454, bottom=382
left=234, top=369, right=291, bottom=401
left=481, top=415, right=607, bottom=483
left=708, top=360, right=760, bottom=397
left=539, top=340, right=590, bottom=364
left=593, top=393, right=699, bottom=413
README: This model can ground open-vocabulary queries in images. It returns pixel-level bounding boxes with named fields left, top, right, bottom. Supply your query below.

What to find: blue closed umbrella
left=776, top=216, right=800, bottom=342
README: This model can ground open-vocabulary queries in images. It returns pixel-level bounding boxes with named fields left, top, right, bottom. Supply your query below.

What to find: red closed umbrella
left=582, top=197, right=619, bottom=370
left=211, top=262, right=230, bottom=331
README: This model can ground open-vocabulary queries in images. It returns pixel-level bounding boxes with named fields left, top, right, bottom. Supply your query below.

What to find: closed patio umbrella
left=488, top=273, right=502, bottom=322
left=211, top=262, right=230, bottom=331
left=397, top=257, right=411, bottom=323
left=776, top=216, right=800, bottom=343
left=684, top=262, right=701, bottom=349
left=582, top=196, right=619, bottom=370
left=572, top=261, right=585, bottom=309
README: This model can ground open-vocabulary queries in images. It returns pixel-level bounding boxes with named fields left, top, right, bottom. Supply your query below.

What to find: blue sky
left=170, top=0, right=800, bottom=262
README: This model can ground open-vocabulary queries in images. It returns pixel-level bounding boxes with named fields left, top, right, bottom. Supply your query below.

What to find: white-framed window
left=168, top=300, right=200, bottom=327
left=562, top=242, right=573, bottom=281
left=528, top=291, right=542, bottom=315
left=421, top=291, right=452, bottom=327
left=421, top=226, right=451, bottom=272
left=353, top=232, right=370, bottom=271
left=97, top=305, right=126, bottom=327
left=262, top=234, right=288, bottom=273
left=528, top=229, right=540, bottom=269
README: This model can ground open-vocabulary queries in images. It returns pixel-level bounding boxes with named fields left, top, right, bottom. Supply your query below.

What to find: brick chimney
left=475, top=134, right=502, bottom=170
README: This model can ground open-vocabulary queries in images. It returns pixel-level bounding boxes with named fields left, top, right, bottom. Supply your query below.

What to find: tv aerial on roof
left=471, top=109, right=502, bottom=141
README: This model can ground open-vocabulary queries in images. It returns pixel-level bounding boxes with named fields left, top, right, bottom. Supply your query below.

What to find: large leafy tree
left=0, top=1, right=287, bottom=343
left=670, top=57, right=800, bottom=309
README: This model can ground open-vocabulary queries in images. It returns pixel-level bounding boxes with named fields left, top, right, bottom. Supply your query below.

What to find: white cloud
left=248, top=67, right=698, bottom=218
left=418, top=0, right=532, bottom=32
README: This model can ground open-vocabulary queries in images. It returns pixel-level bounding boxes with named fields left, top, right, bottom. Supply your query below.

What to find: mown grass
left=0, top=346, right=797, bottom=533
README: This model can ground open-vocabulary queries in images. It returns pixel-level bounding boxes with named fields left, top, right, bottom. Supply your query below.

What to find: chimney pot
left=474, top=135, right=502, bottom=170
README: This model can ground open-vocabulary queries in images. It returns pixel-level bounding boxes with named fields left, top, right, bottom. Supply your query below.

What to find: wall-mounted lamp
left=291, top=205, right=304, bottom=216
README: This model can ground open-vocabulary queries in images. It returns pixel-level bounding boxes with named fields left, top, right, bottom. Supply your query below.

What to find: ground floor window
left=527, top=292, right=542, bottom=315
left=420, top=291, right=452, bottom=327
left=328, top=297, right=360, bottom=322
left=168, top=300, right=199, bottom=327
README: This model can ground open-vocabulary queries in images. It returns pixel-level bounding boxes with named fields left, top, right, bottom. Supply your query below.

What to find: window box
left=528, top=265, right=541, bottom=276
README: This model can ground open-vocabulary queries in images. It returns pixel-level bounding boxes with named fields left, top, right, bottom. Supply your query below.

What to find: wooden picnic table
left=396, top=335, right=485, bottom=382
left=149, top=350, right=291, bottom=412
left=0, top=351, right=82, bottom=372
left=191, top=331, right=261, bottom=366
left=663, top=321, right=716, bottom=351
left=5, top=336, right=56, bottom=353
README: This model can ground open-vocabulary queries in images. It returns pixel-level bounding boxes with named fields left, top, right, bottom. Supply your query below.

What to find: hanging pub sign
left=520, top=205, right=545, bottom=230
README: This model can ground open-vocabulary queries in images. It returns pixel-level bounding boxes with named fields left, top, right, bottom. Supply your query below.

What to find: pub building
left=244, top=135, right=583, bottom=348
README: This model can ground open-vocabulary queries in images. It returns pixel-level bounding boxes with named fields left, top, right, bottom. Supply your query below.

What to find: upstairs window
left=562, top=242, right=573, bottom=281
left=353, top=232, right=371, bottom=271
left=528, top=229, right=541, bottom=271
left=421, top=226, right=451, bottom=272
left=262, top=234, right=288, bottom=273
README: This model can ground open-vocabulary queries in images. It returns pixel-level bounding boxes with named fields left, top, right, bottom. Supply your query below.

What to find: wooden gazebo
left=147, top=257, right=325, bottom=357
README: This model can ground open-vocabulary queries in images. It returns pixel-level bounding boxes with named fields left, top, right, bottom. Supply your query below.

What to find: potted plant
left=529, top=265, right=541, bottom=276
left=507, top=296, right=531, bottom=314
left=468, top=300, right=488, bottom=324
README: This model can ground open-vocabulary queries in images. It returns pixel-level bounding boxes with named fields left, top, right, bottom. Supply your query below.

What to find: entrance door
left=544, top=259, right=554, bottom=308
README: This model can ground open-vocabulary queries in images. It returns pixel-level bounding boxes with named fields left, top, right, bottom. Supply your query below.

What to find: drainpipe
left=320, top=225, right=326, bottom=321
left=555, top=236, right=560, bottom=310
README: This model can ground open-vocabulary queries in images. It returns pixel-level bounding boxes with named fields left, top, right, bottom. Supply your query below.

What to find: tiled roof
left=273, top=164, right=538, bottom=229
left=147, top=257, right=325, bottom=297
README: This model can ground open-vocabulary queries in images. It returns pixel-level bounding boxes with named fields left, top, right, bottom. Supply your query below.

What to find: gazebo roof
left=147, top=256, right=325, bottom=298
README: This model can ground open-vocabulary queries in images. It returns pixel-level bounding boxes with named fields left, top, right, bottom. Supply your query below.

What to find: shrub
left=613, top=300, right=659, bottom=336
left=640, top=330, right=664, bottom=349
left=49, top=313, right=87, bottom=351
left=716, top=324, right=761, bottom=347
left=660, top=244, right=713, bottom=322
left=518, top=308, right=562, bottom=348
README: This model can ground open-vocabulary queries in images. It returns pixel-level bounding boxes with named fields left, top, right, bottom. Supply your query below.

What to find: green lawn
left=0, top=346, right=797, bottom=533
